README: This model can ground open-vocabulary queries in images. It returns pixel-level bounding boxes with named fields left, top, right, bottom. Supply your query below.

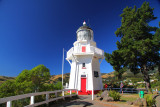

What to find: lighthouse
left=66, top=21, right=104, bottom=95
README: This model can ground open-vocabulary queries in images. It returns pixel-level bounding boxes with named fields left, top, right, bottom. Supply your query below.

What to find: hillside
left=101, top=72, right=115, bottom=79
left=49, top=72, right=115, bottom=84
left=49, top=73, right=70, bottom=84
left=0, top=71, right=136, bottom=84
left=0, top=76, right=15, bottom=84
left=50, top=70, right=158, bottom=85
left=0, top=69, right=158, bottom=85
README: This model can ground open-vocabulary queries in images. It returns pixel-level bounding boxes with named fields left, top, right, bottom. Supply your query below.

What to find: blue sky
left=0, top=0, right=160, bottom=77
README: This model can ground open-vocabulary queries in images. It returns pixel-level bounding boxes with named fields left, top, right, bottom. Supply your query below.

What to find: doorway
left=81, top=77, right=86, bottom=92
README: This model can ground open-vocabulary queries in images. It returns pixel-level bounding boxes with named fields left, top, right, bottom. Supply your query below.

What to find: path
left=156, top=95, right=160, bottom=107
left=50, top=95, right=134, bottom=107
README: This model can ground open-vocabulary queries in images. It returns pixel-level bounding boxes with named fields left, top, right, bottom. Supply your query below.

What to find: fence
left=104, top=88, right=139, bottom=93
left=0, top=89, right=78, bottom=107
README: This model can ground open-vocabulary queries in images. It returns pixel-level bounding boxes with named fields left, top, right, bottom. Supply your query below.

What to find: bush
left=151, top=81, right=160, bottom=88
left=145, top=94, right=156, bottom=106
left=97, top=90, right=103, bottom=96
left=109, top=90, right=121, bottom=101
left=54, top=81, right=62, bottom=90
left=158, top=86, right=160, bottom=91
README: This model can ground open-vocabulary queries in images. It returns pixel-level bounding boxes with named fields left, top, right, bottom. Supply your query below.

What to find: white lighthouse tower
left=66, top=21, right=104, bottom=95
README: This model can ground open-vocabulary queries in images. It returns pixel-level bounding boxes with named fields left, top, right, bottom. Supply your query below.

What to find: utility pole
left=62, top=48, right=64, bottom=96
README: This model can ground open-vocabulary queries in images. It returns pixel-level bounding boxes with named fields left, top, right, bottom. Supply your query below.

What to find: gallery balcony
left=66, top=46, right=104, bottom=60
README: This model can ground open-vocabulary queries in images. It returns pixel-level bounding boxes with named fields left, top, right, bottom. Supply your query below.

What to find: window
left=94, top=71, right=99, bottom=77
left=82, top=46, right=86, bottom=52
left=81, top=75, right=86, bottom=77
left=82, top=63, right=86, bottom=69
left=82, top=63, right=85, bottom=67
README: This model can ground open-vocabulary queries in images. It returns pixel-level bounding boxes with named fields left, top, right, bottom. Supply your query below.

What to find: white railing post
left=46, top=93, right=49, bottom=105
left=70, top=90, right=72, bottom=95
left=77, top=90, right=78, bottom=94
left=92, top=90, right=94, bottom=100
left=7, top=101, right=12, bottom=107
left=62, top=91, right=64, bottom=96
left=62, top=90, right=65, bottom=100
left=46, top=93, right=49, bottom=100
left=30, top=96, right=34, bottom=105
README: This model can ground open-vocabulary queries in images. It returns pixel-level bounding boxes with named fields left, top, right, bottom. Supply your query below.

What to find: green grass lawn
left=117, top=93, right=157, bottom=104
left=120, top=94, right=139, bottom=102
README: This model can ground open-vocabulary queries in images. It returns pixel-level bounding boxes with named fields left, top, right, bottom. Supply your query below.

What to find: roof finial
left=83, top=21, right=86, bottom=26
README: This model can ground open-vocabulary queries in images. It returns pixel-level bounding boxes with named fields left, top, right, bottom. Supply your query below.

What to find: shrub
left=72, top=92, right=76, bottom=94
left=97, top=90, right=103, bottom=96
left=145, top=94, right=156, bottom=106
left=109, top=90, right=121, bottom=101
left=158, top=86, right=160, bottom=91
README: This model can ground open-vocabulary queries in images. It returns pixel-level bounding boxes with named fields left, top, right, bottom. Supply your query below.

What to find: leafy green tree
left=54, top=81, right=62, bottom=90
left=105, top=51, right=126, bottom=80
left=0, top=80, right=15, bottom=98
left=15, top=69, right=34, bottom=94
left=40, top=83, right=55, bottom=91
left=30, top=64, right=50, bottom=92
left=0, top=65, right=51, bottom=98
left=105, top=2, right=159, bottom=92
left=154, top=24, right=160, bottom=76
left=15, top=65, right=50, bottom=93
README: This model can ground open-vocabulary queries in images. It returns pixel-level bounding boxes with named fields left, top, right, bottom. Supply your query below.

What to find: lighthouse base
left=67, top=90, right=101, bottom=95
left=78, top=90, right=100, bottom=95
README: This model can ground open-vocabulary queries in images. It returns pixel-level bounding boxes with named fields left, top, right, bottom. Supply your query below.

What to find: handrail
left=0, top=89, right=78, bottom=107
left=67, top=46, right=104, bottom=59
left=104, top=88, right=138, bottom=93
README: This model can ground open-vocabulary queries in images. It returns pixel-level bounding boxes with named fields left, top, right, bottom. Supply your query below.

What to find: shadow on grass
left=120, top=100, right=127, bottom=102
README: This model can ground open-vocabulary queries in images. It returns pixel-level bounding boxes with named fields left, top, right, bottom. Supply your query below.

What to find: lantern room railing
left=67, top=46, right=104, bottom=59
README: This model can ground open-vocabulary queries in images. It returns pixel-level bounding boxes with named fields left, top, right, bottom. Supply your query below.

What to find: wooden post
left=62, top=91, right=64, bottom=96
left=30, top=96, right=34, bottom=105
left=7, top=101, right=12, bottom=107
left=92, top=89, right=94, bottom=100
left=55, top=92, right=57, bottom=97
left=46, top=93, right=49, bottom=100
left=46, top=93, right=49, bottom=105
left=62, top=91, right=65, bottom=100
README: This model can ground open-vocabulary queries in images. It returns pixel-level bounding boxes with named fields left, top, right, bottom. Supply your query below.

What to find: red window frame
left=82, top=46, right=86, bottom=52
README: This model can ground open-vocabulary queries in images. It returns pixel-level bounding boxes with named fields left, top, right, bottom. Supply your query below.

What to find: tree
left=0, top=64, right=51, bottom=98
left=105, top=2, right=159, bottom=92
left=105, top=51, right=126, bottom=80
left=154, top=23, right=160, bottom=76
left=54, top=81, right=62, bottom=90
left=15, top=64, right=50, bottom=93
left=0, top=80, right=15, bottom=98
left=15, top=69, right=34, bottom=94
left=30, top=65, right=50, bottom=92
